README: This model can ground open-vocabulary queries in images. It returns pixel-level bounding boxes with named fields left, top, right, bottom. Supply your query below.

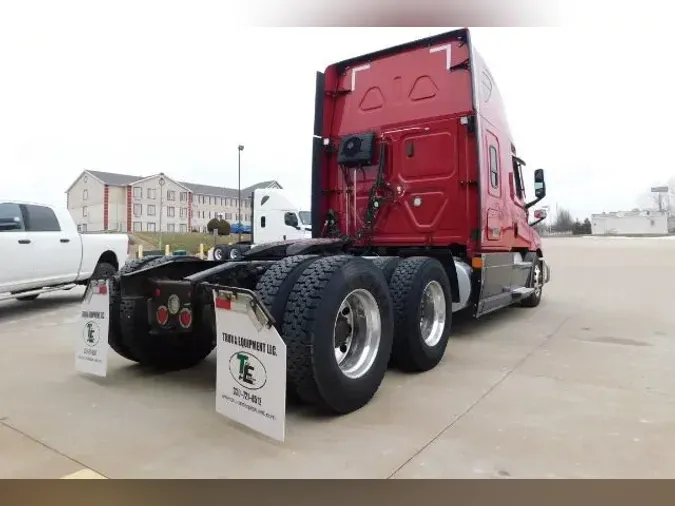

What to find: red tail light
left=178, top=308, right=193, bottom=328
left=156, top=305, right=169, bottom=326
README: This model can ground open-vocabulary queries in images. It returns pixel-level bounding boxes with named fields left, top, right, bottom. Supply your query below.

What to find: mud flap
left=76, top=279, right=110, bottom=377
left=213, top=288, right=287, bottom=443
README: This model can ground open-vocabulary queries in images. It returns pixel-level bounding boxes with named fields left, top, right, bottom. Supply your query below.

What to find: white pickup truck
left=0, top=201, right=129, bottom=302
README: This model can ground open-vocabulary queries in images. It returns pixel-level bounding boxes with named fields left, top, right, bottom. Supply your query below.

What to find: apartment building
left=65, top=170, right=281, bottom=233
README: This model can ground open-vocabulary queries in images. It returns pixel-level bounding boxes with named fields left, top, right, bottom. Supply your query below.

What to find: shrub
left=207, top=218, right=231, bottom=236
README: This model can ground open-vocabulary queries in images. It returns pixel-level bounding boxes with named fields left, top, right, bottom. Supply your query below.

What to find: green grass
left=132, top=232, right=251, bottom=255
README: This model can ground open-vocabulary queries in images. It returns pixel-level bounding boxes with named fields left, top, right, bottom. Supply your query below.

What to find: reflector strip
left=215, top=296, right=231, bottom=310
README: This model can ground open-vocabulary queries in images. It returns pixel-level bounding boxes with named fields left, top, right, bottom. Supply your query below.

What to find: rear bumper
left=541, top=259, right=551, bottom=284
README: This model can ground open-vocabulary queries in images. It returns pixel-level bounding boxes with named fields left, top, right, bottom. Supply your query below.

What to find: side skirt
left=474, top=252, right=536, bottom=318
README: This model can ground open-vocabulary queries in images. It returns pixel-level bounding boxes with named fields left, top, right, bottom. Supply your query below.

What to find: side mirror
left=529, top=208, right=547, bottom=227
left=525, top=168, right=547, bottom=209
left=0, top=216, right=22, bottom=231
left=533, top=168, right=546, bottom=199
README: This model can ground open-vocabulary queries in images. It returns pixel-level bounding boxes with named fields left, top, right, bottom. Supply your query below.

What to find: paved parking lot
left=1, top=236, right=675, bottom=479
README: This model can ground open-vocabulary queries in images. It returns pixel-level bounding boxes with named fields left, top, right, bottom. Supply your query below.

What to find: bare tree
left=553, top=207, right=574, bottom=233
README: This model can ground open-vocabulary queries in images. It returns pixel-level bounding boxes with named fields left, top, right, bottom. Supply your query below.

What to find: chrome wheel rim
left=230, top=248, right=240, bottom=259
left=533, top=263, right=543, bottom=297
left=214, top=249, right=224, bottom=261
left=333, top=289, right=381, bottom=380
left=419, top=280, right=446, bottom=347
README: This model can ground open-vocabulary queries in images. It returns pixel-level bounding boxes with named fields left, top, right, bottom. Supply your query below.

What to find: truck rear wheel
left=212, top=245, right=232, bottom=261
left=282, top=255, right=394, bottom=414
left=255, top=254, right=321, bottom=402
left=371, top=256, right=402, bottom=282
left=107, top=255, right=162, bottom=362
left=388, top=257, right=453, bottom=372
left=119, top=256, right=215, bottom=371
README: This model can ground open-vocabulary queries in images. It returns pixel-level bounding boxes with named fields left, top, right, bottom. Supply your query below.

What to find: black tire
left=520, top=252, right=543, bottom=308
left=388, top=256, right=453, bottom=372
left=16, top=294, right=39, bottom=302
left=107, top=255, right=162, bottom=362
left=119, top=256, right=215, bottom=371
left=212, top=245, right=231, bottom=261
left=282, top=255, right=394, bottom=414
left=229, top=245, right=248, bottom=260
left=91, top=261, right=118, bottom=281
left=371, top=256, right=402, bottom=283
left=255, top=255, right=321, bottom=403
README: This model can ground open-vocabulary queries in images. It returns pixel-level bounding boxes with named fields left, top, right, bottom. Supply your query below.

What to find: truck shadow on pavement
left=87, top=305, right=529, bottom=421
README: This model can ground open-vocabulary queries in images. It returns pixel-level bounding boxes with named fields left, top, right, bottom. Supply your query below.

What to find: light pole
left=158, top=175, right=165, bottom=249
left=238, top=144, right=244, bottom=242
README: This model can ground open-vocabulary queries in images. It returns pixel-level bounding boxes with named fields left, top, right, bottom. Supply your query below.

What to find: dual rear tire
left=254, top=254, right=454, bottom=414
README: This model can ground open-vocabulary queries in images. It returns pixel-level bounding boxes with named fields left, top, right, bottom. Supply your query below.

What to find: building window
left=133, top=204, right=142, bottom=216
left=489, top=145, right=499, bottom=189
left=133, top=186, right=142, bottom=199
left=179, top=224, right=187, bottom=233
left=147, top=188, right=157, bottom=200
left=225, top=212, right=232, bottom=220
left=167, top=206, right=175, bottom=217
left=260, top=216, right=266, bottom=228
left=167, top=223, right=175, bottom=232
left=167, top=190, right=176, bottom=201
left=147, top=205, right=156, bottom=216
left=133, top=222, right=142, bottom=232
left=180, top=207, right=187, bottom=218
left=147, top=222, right=156, bottom=232
left=83, top=189, right=88, bottom=200
left=82, top=206, right=88, bottom=217
left=180, top=192, right=188, bottom=202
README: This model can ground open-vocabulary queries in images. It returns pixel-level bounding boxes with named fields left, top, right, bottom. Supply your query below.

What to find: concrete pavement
left=1, top=236, right=674, bottom=478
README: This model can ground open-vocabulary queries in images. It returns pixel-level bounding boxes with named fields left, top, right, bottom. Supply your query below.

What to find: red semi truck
left=108, top=28, right=550, bottom=414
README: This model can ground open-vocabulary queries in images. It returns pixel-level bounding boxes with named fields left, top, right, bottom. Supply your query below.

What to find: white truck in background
left=209, top=188, right=311, bottom=261
left=0, top=201, right=129, bottom=302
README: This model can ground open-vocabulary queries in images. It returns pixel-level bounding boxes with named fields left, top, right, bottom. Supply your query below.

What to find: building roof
left=79, top=170, right=281, bottom=197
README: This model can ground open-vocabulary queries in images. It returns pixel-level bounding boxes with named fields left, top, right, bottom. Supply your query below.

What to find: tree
left=572, top=217, right=592, bottom=235
left=582, top=217, right=592, bottom=234
left=553, top=207, right=574, bottom=233
left=207, top=218, right=231, bottom=236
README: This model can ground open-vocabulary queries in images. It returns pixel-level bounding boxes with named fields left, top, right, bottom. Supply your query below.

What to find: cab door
left=510, top=155, right=533, bottom=249
left=0, top=202, right=31, bottom=290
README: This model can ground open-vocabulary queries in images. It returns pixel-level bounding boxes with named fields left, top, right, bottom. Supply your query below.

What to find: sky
left=1, top=3, right=673, bottom=220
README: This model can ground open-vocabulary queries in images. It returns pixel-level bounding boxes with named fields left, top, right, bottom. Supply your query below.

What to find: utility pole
left=238, top=145, right=244, bottom=242
left=158, top=175, right=165, bottom=249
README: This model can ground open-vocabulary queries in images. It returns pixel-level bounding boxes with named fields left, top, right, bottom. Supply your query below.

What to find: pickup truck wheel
left=282, top=256, right=394, bottom=414
left=388, top=257, right=453, bottom=372
left=119, top=255, right=214, bottom=371
left=255, top=254, right=321, bottom=403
